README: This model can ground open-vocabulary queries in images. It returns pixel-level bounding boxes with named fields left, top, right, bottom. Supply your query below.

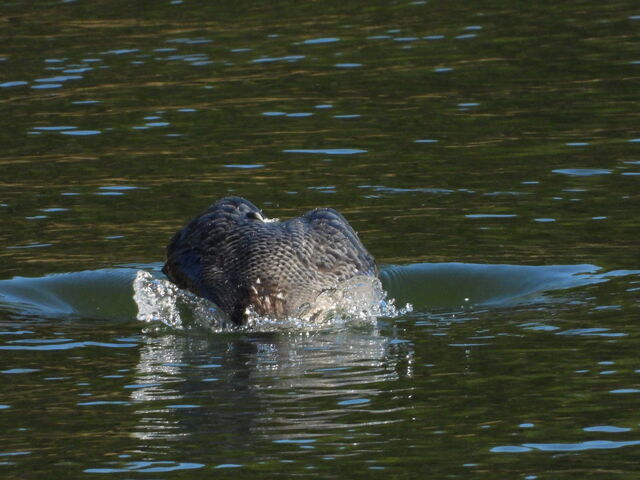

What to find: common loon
left=162, top=197, right=377, bottom=324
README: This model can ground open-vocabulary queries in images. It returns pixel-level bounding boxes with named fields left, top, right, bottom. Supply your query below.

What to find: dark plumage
left=162, top=197, right=377, bottom=324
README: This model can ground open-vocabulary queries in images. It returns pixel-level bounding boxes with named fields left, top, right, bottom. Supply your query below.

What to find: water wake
left=0, top=263, right=636, bottom=326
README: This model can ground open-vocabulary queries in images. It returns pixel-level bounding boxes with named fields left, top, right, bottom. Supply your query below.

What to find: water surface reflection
left=130, top=328, right=413, bottom=442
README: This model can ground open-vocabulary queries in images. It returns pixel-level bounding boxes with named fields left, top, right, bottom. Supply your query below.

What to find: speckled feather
left=162, top=197, right=377, bottom=324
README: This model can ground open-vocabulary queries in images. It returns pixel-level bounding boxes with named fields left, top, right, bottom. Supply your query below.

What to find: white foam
left=133, top=270, right=228, bottom=330
left=133, top=270, right=412, bottom=332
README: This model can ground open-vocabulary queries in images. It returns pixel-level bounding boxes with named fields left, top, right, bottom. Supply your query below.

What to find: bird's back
left=163, top=197, right=377, bottom=324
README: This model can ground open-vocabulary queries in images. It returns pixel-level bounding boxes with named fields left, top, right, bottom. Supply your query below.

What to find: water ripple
left=84, top=461, right=205, bottom=473
left=583, top=426, right=631, bottom=433
left=0, top=81, right=28, bottom=88
left=283, top=148, right=367, bottom=155
left=0, top=341, right=137, bottom=351
left=525, top=440, right=640, bottom=451
left=251, top=55, right=305, bottom=64
left=553, top=168, right=612, bottom=176
left=60, top=130, right=102, bottom=136
left=31, top=83, right=62, bottom=89
left=302, top=37, right=340, bottom=45
left=34, top=75, right=82, bottom=83
left=492, top=439, right=640, bottom=453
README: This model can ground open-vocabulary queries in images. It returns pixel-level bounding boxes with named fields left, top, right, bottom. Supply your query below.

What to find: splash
left=133, top=271, right=411, bottom=332
left=133, top=271, right=228, bottom=330
left=243, top=276, right=412, bottom=332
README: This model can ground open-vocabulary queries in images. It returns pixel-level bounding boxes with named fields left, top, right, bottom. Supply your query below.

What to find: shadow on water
left=0, top=263, right=636, bottom=322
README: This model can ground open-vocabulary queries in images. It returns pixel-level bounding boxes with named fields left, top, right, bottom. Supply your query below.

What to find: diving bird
left=162, top=197, right=377, bottom=324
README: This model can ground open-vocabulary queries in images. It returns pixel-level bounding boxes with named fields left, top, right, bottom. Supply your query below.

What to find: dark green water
left=1, top=0, right=640, bottom=478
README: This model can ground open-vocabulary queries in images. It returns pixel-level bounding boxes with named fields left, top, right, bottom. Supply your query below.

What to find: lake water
left=1, top=0, right=640, bottom=478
